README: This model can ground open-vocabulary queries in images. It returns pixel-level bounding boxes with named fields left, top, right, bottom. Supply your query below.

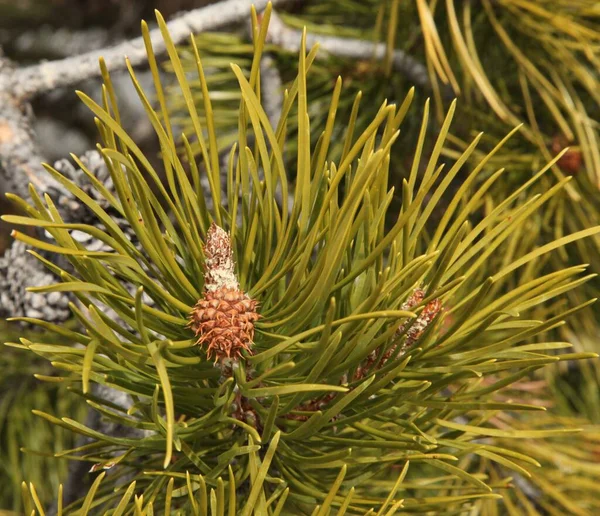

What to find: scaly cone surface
left=189, top=223, right=259, bottom=362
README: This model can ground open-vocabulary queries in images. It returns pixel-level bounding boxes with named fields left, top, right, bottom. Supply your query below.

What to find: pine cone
left=189, top=223, right=259, bottom=362
left=0, top=240, right=71, bottom=321
left=190, top=287, right=259, bottom=361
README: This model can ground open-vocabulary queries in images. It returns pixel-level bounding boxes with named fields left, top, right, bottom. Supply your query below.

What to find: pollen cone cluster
left=189, top=223, right=259, bottom=362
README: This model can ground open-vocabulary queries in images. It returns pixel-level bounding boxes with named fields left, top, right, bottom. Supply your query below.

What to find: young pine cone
left=189, top=223, right=259, bottom=362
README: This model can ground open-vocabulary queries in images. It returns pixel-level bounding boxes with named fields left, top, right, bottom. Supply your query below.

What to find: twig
left=0, top=55, right=63, bottom=200
left=0, top=26, right=113, bottom=60
left=267, top=11, right=432, bottom=90
left=13, top=0, right=294, bottom=100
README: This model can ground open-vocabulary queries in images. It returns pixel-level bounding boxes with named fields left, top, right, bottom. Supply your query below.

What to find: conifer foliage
left=3, top=3, right=600, bottom=514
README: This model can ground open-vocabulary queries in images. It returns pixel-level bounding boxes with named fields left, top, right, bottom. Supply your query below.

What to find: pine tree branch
left=267, top=11, right=432, bottom=90
left=0, top=0, right=294, bottom=323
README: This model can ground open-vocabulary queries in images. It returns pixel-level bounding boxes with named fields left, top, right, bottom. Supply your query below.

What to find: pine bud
left=352, top=288, right=442, bottom=381
left=396, top=288, right=442, bottom=351
left=189, top=223, right=259, bottom=362
left=551, top=135, right=582, bottom=175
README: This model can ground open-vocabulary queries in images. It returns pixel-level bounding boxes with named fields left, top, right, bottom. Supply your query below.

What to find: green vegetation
left=2, top=2, right=600, bottom=514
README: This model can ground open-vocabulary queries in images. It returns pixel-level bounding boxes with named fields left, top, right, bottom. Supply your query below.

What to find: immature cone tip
left=203, top=223, right=238, bottom=292
left=189, top=223, right=259, bottom=362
